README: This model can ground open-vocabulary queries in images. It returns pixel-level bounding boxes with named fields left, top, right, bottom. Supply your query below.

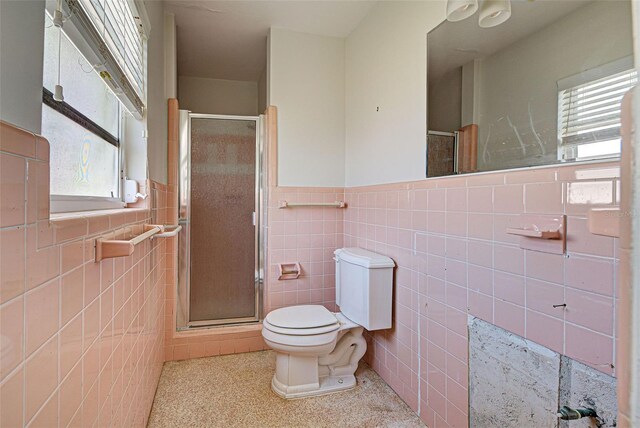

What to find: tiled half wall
left=0, top=121, right=165, bottom=427
left=265, top=187, right=345, bottom=313
left=262, top=160, right=620, bottom=427
left=344, top=162, right=620, bottom=427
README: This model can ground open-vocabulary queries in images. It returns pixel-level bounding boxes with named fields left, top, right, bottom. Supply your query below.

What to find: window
left=41, top=0, right=148, bottom=211
left=43, top=13, right=121, bottom=199
left=558, top=59, right=637, bottom=161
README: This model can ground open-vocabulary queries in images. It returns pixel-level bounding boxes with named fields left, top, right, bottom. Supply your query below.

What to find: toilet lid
left=265, top=305, right=338, bottom=330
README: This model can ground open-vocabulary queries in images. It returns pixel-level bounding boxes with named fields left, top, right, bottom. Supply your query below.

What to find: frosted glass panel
left=427, top=134, right=456, bottom=178
left=43, top=105, right=119, bottom=197
left=189, top=118, right=257, bottom=322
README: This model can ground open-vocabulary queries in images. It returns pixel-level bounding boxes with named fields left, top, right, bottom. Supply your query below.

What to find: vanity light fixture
left=446, top=0, right=512, bottom=28
left=478, top=0, right=512, bottom=28
left=446, top=0, right=479, bottom=22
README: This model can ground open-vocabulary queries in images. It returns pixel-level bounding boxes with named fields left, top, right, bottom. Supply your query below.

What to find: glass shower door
left=185, top=115, right=259, bottom=325
left=427, top=131, right=457, bottom=177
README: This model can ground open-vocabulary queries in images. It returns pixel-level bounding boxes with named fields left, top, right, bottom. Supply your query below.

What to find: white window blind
left=558, top=67, right=636, bottom=159
left=81, top=0, right=145, bottom=97
left=60, top=0, right=148, bottom=118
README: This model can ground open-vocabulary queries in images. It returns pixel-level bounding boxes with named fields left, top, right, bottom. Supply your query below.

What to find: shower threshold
left=181, top=317, right=260, bottom=331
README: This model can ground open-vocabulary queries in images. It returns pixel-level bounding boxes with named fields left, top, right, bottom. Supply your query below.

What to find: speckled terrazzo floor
left=148, top=350, right=425, bottom=428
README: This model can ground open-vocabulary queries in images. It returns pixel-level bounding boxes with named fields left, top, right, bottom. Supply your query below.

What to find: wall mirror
left=426, top=0, right=634, bottom=177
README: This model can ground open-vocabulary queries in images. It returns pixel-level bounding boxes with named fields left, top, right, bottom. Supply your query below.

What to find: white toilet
left=262, top=248, right=395, bottom=399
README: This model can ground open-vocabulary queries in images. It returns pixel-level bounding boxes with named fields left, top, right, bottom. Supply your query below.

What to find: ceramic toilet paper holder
left=278, top=263, right=301, bottom=280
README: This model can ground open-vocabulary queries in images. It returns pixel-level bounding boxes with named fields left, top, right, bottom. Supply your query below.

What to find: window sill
left=47, top=207, right=152, bottom=244
left=50, top=207, right=148, bottom=222
left=50, top=195, right=127, bottom=214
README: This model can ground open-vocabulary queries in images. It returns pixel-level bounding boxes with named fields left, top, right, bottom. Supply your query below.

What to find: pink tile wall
left=0, top=121, right=166, bottom=428
left=343, top=161, right=620, bottom=428
left=616, top=91, right=633, bottom=427
left=264, top=187, right=345, bottom=314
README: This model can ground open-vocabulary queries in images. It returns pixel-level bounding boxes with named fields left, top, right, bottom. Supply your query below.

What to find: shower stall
left=426, top=130, right=458, bottom=177
left=176, top=112, right=265, bottom=329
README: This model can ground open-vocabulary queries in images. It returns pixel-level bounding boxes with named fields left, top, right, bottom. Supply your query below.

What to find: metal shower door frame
left=177, top=112, right=263, bottom=329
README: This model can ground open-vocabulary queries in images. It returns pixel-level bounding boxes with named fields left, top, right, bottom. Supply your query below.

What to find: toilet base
left=264, top=314, right=367, bottom=400
left=271, top=373, right=356, bottom=399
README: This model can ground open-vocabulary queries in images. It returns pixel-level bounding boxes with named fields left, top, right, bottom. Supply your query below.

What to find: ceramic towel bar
left=95, top=224, right=164, bottom=261
left=155, top=225, right=182, bottom=238
left=279, top=201, right=346, bottom=209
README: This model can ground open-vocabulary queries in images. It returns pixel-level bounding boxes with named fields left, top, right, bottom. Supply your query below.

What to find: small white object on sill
left=124, top=179, right=148, bottom=203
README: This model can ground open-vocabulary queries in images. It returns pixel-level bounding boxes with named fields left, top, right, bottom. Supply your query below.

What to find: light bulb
left=478, top=0, right=511, bottom=28
left=446, top=0, right=479, bottom=22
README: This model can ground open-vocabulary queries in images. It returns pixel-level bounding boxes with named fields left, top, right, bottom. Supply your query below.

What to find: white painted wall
left=461, top=60, right=480, bottom=127
left=164, top=13, right=177, bottom=100
left=428, top=67, right=462, bottom=133
left=0, top=0, right=45, bottom=134
left=178, top=76, right=258, bottom=116
left=344, top=1, right=446, bottom=187
left=258, top=68, right=267, bottom=115
left=145, top=0, right=168, bottom=184
left=123, top=112, right=147, bottom=182
left=269, top=27, right=345, bottom=187
left=266, top=30, right=271, bottom=107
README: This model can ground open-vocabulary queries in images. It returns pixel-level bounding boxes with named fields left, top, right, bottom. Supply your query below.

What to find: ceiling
left=165, top=0, right=377, bottom=82
left=428, top=0, right=592, bottom=82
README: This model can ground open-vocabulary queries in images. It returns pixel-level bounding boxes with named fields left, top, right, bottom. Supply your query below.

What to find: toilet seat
left=263, top=305, right=340, bottom=336
left=262, top=305, right=342, bottom=350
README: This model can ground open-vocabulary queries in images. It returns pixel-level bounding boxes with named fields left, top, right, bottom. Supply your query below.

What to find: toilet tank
left=334, top=248, right=395, bottom=331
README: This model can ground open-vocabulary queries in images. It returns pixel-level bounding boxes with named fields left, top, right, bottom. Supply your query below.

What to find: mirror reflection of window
left=426, top=0, right=634, bottom=177
left=557, top=61, right=637, bottom=162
